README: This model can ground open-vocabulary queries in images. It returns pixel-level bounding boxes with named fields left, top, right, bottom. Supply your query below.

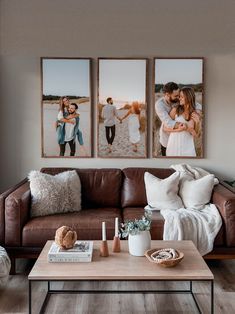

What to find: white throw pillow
left=179, top=174, right=215, bottom=210
left=28, top=170, right=81, bottom=217
left=144, top=172, right=183, bottom=211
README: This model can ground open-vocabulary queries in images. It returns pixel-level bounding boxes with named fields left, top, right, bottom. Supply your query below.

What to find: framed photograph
left=153, top=58, right=204, bottom=158
left=98, top=58, right=148, bottom=158
left=41, top=57, right=92, bottom=157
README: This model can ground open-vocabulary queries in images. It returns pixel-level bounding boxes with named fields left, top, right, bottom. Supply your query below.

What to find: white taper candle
left=102, top=221, right=106, bottom=241
left=115, top=217, right=119, bottom=237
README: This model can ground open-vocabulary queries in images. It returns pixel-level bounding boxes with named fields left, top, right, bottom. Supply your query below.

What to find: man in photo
left=102, top=97, right=121, bottom=153
left=155, top=82, right=185, bottom=156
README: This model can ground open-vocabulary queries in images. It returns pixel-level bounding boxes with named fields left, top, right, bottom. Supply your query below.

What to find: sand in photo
left=98, top=108, right=146, bottom=158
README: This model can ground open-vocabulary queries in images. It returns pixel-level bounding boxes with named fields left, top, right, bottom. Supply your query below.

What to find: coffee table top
left=28, top=240, right=213, bottom=281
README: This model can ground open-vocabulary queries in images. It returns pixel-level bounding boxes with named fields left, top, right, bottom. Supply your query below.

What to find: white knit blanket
left=0, top=246, right=11, bottom=286
left=160, top=164, right=222, bottom=256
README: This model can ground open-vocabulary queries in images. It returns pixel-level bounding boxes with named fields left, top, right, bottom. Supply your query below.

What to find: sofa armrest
left=212, top=184, right=235, bottom=247
left=0, top=178, right=28, bottom=245
left=5, top=181, right=31, bottom=246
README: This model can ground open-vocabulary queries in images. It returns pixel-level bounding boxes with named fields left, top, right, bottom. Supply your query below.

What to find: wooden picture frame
left=153, top=57, right=204, bottom=158
left=41, top=57, right=93, bottom=158
left=97, top=58, right=148, bottom=158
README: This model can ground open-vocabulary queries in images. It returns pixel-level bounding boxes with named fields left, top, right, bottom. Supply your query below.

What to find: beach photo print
left=153, top=58, right=204, bottom=158
left=41, top=58, right=92, bottom=157
left=98, top=58, right=148, bottom=158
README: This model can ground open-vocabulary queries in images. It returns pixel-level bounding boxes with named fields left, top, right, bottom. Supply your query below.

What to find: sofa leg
left=10, top=257, right=16, bottom=275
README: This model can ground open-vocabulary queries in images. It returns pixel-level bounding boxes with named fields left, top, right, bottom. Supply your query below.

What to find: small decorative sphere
left=55, top=226, right=77, bottom=249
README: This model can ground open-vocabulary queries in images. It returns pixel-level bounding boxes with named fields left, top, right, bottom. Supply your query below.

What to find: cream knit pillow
left=28, top=170, right=81, bottom=217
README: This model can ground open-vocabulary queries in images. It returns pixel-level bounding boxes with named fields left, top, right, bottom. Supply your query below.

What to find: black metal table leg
left=28, top=280, right=31, bottom=314
left=39, top=281, right=51, bottom=314
left=190, top=281, right=192, bottom=292
left=190, top=280, right=202, bottom=314
left=211, top=280, right=214, bottom=314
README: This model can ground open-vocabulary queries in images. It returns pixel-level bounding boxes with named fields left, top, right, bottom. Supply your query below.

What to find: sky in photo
left=155, top=59, right=203, bottom=84
left=43, top=59, right=90, bottom=96
left=99, top=60, right=146, bottom=103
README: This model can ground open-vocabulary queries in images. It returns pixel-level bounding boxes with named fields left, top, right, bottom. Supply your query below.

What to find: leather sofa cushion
left=122, top=168, right=175, bottom=208
left=123, top=207, right=164, bottom=240
left=41, top=168, right=123, bottom=208
left=22, top=208, right=122, bottom=247
left=123, top=207, right=224, bottom=246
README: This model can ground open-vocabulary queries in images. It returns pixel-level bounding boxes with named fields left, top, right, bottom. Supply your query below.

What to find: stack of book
left=48, top=241, right=93, bottom=262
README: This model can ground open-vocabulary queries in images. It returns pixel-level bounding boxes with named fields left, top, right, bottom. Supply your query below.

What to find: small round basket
left=145, top=248, right=184, bottom=267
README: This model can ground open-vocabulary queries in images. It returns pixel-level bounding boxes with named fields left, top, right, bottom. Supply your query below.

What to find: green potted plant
left=120, top=210, right=152, bottom=256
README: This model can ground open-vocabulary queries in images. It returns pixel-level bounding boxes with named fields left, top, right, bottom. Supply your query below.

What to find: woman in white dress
left=164, top=87, right=198, bottom=157
left=121, top=102, right=141, bottom=152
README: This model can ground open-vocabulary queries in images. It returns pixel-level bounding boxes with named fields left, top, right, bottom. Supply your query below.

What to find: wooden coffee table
left=28, top=240, right=214, bottom=314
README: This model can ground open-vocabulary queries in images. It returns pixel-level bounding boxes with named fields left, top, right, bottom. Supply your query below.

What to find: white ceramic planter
left=128, top=230, right=151, bottom=256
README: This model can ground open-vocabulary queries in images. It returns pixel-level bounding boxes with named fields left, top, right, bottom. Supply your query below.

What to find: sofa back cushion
left=40, top=168, right=122, bottom=209
left=121, top=168, right=175, bottom=208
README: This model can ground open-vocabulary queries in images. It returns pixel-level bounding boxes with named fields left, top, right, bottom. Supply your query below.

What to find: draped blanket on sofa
left=161, top=164, right=222, bottom=256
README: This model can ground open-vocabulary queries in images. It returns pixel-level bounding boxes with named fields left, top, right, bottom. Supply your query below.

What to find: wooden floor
left=0, top=259, right=235, bottom=313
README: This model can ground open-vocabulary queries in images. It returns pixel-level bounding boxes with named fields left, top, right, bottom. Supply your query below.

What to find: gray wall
left=0, top=0, right=235, bottom=191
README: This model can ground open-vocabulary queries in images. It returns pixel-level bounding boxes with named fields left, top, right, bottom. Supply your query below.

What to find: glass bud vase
left=128, top=230, right=151, bottom=256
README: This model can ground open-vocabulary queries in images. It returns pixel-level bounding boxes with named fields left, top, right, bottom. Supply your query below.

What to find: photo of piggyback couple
left=42, top=58, right=92, bottom=157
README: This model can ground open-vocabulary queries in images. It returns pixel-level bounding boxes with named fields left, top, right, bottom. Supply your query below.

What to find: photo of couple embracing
left=153, top=58, right=203, bottom=158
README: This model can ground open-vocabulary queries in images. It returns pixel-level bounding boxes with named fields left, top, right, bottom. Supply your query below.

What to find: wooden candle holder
left=112, top=236, right=121, bottom=252
left=100, top=240, right=109, bottom=257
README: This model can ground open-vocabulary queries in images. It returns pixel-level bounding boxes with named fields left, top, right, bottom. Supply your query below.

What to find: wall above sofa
left=0, top=0, right=235, bottom=191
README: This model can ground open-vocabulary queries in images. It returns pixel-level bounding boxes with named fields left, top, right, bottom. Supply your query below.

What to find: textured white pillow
left=28, top=170, right=81, bottom=217
left=144, top=172, right=183, bottom=211
left=179, top=174, right=215, bottom=209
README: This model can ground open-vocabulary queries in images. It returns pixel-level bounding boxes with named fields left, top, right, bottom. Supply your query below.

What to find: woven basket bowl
left=145, top=248, right=184, bottom=267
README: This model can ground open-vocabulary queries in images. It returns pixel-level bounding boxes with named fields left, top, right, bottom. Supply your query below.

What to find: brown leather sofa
left=1, top=167, right=235, bottom=272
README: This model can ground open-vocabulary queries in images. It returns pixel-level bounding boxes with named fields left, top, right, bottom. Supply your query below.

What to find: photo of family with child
left=153, top=58, right=204, bottom=158
left=41, top=58, right=92, bottom=157
left=98, top=59, right=147, bottom=158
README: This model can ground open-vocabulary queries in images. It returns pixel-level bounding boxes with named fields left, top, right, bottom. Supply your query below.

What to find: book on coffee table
left=48, top=241, right=93, bottom=262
